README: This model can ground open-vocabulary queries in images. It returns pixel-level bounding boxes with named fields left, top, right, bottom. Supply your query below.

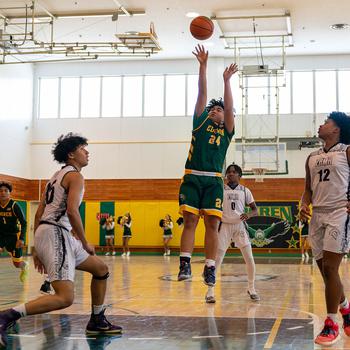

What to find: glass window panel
left=230, top=74, right=242, bottom=115
left=271, top=72, right=291, bottom=114
left=338, top=71, right=350, bottom=112
left=101, top=77, right=121, bottom=118
left=292, top=72, right=313, bottom=113
left=187, top=75, right=198, bottom=116
left=166, top=75, right=185, bottom=116
left=81, top=77, right=101, bottom=118
left=246, top=77, right=268, bottom=114
left=123, top=76, right=142, bottom=117
left=144, top=75, right=164, bottom=117
left=315, top=71, right=336, bottom=113
left=60, top=77, right=79, bottom=118
left=39, top=78, right=58, bottom=119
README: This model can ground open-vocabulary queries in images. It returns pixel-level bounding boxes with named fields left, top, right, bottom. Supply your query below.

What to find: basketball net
left=252, top=168, right=267, bottom=183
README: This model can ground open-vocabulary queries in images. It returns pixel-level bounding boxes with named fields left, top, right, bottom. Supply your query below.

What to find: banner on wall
left=245, top=201, right=300, bottom=249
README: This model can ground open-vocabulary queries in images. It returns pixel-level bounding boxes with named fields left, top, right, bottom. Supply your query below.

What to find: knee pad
left=93, top=272, right=109, bottom=280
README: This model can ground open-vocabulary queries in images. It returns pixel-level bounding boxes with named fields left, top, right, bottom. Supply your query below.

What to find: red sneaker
left=314, top=317, right=340, bottom=346
left=340, top=305, right=350, bottom=336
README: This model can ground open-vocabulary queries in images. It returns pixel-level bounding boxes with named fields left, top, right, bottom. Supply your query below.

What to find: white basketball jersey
left=308, top=143, right=349, bottom=210
left=40, top=165, right=84, bottom=231
left=222, top=184, right=254, bottom=224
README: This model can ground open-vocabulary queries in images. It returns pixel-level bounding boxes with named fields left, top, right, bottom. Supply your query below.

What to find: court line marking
left=247, top=331, right=271, bottom=335
left=8, top=334, right=36, bottom=338
left=287, top=326, right=304, bottom=330
left=263, top=289, right=291, bottom=349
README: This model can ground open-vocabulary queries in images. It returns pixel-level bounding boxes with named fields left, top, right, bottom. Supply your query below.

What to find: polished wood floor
left=1, top=254, right=350, bottom=349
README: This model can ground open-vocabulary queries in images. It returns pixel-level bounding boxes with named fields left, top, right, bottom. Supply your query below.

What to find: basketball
left=190, top=16, right=214, bottom=40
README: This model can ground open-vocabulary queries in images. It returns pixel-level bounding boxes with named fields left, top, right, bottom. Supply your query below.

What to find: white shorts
left=105, top=235, right=114, bottom=240
left=309, top=208, right=350, bottom=260
left=218, top=222, right=251, bottom=250
left=35, top=224, right=89, bottom=282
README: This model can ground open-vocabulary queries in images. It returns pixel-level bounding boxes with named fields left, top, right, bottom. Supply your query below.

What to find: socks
left=327, top=313, right=338, bottom=323
left=340, top=298, right=349, bottom=310
left=240, top=245, right=256, bottom=293
left=92, top=305, right=104, bottom=315
left=205, top=259, right=216, bottom=268
left=13, top=304, right=27, bottom=318
left=180, top=252, right=191, bottom=264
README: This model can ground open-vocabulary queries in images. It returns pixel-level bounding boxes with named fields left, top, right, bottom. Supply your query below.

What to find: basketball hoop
left=252, top=168, right=267, bottom=182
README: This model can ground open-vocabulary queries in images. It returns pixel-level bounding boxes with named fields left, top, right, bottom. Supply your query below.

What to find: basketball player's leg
left=205, top=223, right=231, bottom=303
left=5, top=236, right=28, bottom=282
left=201, top=177, right=223, bottom=286
left=178, top=174, right=201, bottom=281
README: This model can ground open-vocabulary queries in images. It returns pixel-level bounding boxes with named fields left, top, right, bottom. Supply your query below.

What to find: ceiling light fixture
left=186, top=12, right=199, bottom=18
left=330, top=23, right=349, bottom=30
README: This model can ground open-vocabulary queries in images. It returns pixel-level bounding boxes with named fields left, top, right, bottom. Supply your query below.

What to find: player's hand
left=83, top=243, right=95, bottom=255
left=240, top=213, right=249, bottom=221
left=33, top=250, right=45, bottom=274
left=223, top=63, right=238, bottom=82
left=16, top=239, right=24, bottom=248
left=299, top=204, right=311, bottom=221
left=192, top=44, right=208, bottom=66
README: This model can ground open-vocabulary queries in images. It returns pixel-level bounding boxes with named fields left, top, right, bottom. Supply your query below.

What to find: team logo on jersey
left=316, top=157, right=333, bottom=167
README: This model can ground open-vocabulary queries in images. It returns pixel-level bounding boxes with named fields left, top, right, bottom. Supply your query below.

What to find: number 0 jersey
left=222, top=184, right=254, bottom=224
left=40, top=165, right=84, bottom=231
left=185, top=110, right=234, bottom=175
left=308, top=143, right=349, bottom=210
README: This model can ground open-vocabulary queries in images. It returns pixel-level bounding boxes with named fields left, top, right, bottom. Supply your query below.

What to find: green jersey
left=185, top=110, right=234, bottom=174
left=0, top=199, right=27, bottom=240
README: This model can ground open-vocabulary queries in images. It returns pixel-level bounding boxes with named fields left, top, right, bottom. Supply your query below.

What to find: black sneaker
left=40, top=281, right=52, bottom=295
left=202, top=265, right=216, bottom=286
left=86, top=309, right=122, bottom=335
left=177, top=261, right=192, bottom=281
left=0, top=309, right=21, bottom=348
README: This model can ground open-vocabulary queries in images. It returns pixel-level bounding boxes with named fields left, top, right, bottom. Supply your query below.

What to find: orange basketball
left=190, top=16, right=214, bottom=40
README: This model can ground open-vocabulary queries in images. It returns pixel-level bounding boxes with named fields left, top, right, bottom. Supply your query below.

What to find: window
left=81, top=77, right=101, bottom=118
left=292, top=72, right=313, bottom=113
left=230, top=74, right=242, bottom=115
left=60, top=77, right=80, bottom=118
left=123, top=76, right=143, bottom=117
left=144, top=75, right=164, bottom=117
left=315, top=71, right=336, bottom=113
left=338, top=71, right=350, bottom=112
left=166, top=75, right=185, bottom=116
left=101, top=77, right=121, bottom=118
left=39, top=78, right=59, bottom=119
left=187, top=75, right=198, bottom=116
left=246, top=77, right=268, bottom=114
left=271, top=72, right=291, bottom=114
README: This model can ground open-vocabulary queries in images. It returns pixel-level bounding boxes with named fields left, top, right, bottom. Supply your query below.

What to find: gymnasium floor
left=1, top=255, right=349, bottom=349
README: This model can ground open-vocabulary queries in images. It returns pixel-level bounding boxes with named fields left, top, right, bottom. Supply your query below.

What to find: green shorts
left=179, top=174, right=223, bottom=218
left=0, top=234, right=23, bottom=260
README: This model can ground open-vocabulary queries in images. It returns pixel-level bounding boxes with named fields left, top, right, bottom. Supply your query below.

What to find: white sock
left=207, top=286, right=215, bottom=297
left=240, top=245, right=256, bottom=293
left=180, top=252, right=192, bottom=258
left=327, top=313, right=337, bottom=322
left=340, top=298, right=349, bottom=310
left=205, top=259, right=215, bottom=267
left=93, top=305, right=104, bottom=315
left=13, top=304, right=27, bottom=317
left=215, top=249, right=226, bottom=270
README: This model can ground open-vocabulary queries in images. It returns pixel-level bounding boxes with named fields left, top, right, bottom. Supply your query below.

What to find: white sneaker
left=163, top=252, right=167, bottom=256
left=301, top=253, right=305, bottom=260
left=167, top=250, right=171, bottom=256
left=112, top=251, right=116, bottom=256
left=126, top=251, right=130, bottom=257
left=305, top=252, right=309, bottom=259
left=121, top=253, right=126, bottom=257
left=105, top=252, right=110, bottom=256
left=205, top=293, right=216, bottom=304
left=248, top=290, right=260, bottom=302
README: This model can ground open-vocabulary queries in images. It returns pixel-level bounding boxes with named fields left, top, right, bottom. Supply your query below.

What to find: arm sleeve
left=168, top=222, right=174, bottom=229
left=13, top=203, right=27, bottom=241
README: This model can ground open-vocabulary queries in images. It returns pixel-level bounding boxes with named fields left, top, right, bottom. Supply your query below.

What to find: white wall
left=0, top=64, right=33, bottom=178
left=29, top=54, right=350, bottom=180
